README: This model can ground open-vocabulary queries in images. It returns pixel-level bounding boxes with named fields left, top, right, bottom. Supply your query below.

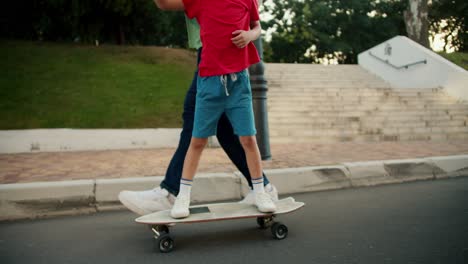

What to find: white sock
left=252, top=177, right=265, bottom=194
left=178, top=178, right=193, bottom=197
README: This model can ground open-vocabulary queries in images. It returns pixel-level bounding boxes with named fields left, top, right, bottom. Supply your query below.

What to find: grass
left=0, top=40, right=197, bottom=129
left=1, top=40, right=465, bottom=130
left=438, top=52, right=468, bottom=70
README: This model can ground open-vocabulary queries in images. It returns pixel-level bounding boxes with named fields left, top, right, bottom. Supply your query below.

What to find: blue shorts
left=193, top=69, right=257, bottom=138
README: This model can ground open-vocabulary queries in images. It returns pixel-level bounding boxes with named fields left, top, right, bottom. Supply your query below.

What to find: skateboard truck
left=257, top=216, right=289, bottom=240
left=256, top=215, right=274, bottom=229
left=151, top=225, right=173, bottom=253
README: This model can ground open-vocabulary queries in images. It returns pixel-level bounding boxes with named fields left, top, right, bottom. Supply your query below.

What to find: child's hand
left=231, top=30, right=253, bottom=48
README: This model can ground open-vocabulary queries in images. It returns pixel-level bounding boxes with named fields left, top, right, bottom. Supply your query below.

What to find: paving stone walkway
left=2, top=141, right=468, bottom=184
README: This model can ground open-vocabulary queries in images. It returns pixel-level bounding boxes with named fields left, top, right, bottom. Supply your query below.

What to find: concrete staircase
left=265, top=63, right=468, bottom=143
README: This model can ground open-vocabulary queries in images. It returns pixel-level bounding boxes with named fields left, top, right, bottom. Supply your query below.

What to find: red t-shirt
left=182, top=0, right=261, bottom=77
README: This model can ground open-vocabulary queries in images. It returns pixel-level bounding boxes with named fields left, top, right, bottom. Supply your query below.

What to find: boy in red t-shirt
left=156, top=0, right=277, bottom=218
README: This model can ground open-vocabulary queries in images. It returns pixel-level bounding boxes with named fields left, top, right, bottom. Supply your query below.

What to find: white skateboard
left=136, top=197, right=305, bottom=253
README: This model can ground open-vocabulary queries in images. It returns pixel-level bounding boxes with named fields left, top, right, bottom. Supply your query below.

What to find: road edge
left=1, top=154, right=467, bottom=221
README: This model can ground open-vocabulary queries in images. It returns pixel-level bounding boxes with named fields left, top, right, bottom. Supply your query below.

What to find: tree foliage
left=0, top=0, right=187, bottom=47
left=1, top=0, right=466, bottom=59
left=429, top=0, right=467, bottom=52
left=263, top=0, right=407, bottom=64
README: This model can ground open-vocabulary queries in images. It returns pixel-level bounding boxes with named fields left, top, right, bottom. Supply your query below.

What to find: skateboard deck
left=136, top=197, right=304, bottom=224
left=136, top=197, right=305, bottom=253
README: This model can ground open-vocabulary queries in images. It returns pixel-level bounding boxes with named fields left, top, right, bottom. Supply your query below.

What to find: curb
left=1, top=155, right=467, bottom=221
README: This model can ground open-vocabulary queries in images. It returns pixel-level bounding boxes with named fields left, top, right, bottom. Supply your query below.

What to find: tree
left=1, top=0, right=187, bottom=47
left=99, top=0, right=133, bottom=44
left=263, top=0, right=407, bottom=64
left=429, top=0, right=468, bottom=52
left=404, top=0, right=430, bottom=48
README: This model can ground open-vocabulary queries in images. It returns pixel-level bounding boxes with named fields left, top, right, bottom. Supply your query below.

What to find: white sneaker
left=118, top=187, right=175, bottom=215
left=240, top=183, right=279, bottom=205
left=170, top=196, right=190, bottom=219
left=255, top=192, right=277, bottom=213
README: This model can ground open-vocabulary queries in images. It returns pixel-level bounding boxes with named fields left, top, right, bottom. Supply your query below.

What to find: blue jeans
left=160, top=48, right=270, bottom=196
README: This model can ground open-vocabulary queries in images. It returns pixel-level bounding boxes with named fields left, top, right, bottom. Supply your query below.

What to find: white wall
left=358, top=36, right=467, bottom=100
left=445, top=70, right=468, bottom=100
left=0, top=129, right=181, bottom=153
left=0, top=129, right=222, bottom=154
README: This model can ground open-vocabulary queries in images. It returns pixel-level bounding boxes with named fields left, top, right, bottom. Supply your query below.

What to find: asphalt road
left=1, top=177, right=468, bottom=264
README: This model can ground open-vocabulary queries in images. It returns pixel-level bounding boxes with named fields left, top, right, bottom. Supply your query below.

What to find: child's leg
left=239, top=135, right=276, bottom=212
left=171, top=137, right=208, bottom=218
left=160, top=48, right=202, bottom=196
left=216, top=114, right=272, bottom=189
left=224, top=70, right=276, bottom=212
left=179, top=137, right=208, bottom=194
left=238, top=136, right=263, bottom=191
left=171, top=73, right=223, bottom=218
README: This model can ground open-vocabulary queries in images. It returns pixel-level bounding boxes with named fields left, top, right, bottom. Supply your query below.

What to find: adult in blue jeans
left=118, top=3, right=277, bottom=215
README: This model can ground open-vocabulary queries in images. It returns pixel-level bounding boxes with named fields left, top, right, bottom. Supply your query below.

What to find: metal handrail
left=369, top=51, right=427, bottom=70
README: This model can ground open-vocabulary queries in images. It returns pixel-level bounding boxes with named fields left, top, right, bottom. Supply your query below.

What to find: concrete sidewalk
left=1, top=141, right=468, bottom=220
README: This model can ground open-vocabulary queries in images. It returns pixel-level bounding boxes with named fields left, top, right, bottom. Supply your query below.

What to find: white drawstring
left=230, top=73, right=237, bottom=82
left=220, top=74, right=238, bottom=96
left=220, top=75, right=229, bottom=96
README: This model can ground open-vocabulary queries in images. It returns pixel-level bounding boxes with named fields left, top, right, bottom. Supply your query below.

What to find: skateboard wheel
left=156, top=234, right=174, bottom=253
left=271, top=222, right=288, bottom=240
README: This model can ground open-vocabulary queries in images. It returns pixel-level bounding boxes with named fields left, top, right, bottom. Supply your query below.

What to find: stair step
left=268, top=114, right=466, bottom=122
left=269, top=132, right=468, bottom=143
left=269, top=119, right=466, bottom=128
left=268, top=109, right=464, bottom=116
left=261, top=63, right=468, bottom=143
